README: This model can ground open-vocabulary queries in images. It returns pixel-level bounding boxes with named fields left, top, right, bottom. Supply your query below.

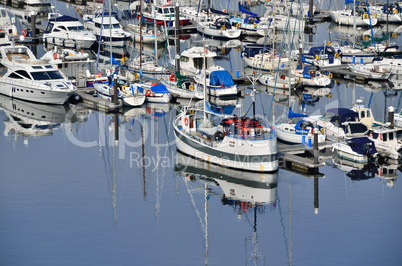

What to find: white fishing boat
left=0, top=44, right=76, bottom=104
left=126, top=24, right=166, bottom=43
left=349, top=63, right=391, bottom=80
left=197, top=17, right=242, bottom=39
left=291, top=65, right=332, bottom=88
left=332, top=137, right=378, bottom=164
left=258, top=72, right=298, bottom=89
left=43, top=15, right=96, bottom=49
left=84, top=12, right=131, bottom=47
left=41, top=47, right=108, bottom=88
left=94, top=76, right=146, bottom=107
left=131, top=82, right=171, bottom=103
left=193, top=66, right=238, bottom=98
left=174, top=46, right=217, bottom=76
left=305, top=108, right=369, bottom=139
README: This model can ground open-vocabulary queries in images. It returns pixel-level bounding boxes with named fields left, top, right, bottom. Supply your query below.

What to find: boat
left=41, top=47, right=108, bottom=88
left=348, top=63, right=392, bottom=81
left=84, top=11, right=131, bottom=47
left=368, top=128, right=402, bottom=163
left=126, top=24, right=166, bottom=43
left=276, top=108, right=326, bottom=144
left=127, top=55, right=172, bottom=76
left=94, top=76, right=146, bottom=107
left=291, top=65, right=332, bottom=88
left=329, top=6, right=378, bottom=27
left=193, top=66, right=238, bottom=98
left=305, top=108, right=369, bottom=139
left=160, top=75, right=204, bottom=99
left=329, top=40, right=375, bottom=64
left=243, top=49, right=296, bottom=71
left=303, top=46, right=342, bottom=67
left=174, top=46, right=217, bottom=76
left=197, top=17, right=242, bottom=40
left=258, top=71, right=298, bottom=89
left=131, top=82, right=171, bottom=103
left=332, top=137, right=378, bottom=165
left=0, top=44, right=76, bottom=104
left=141, top=2, right=190, bottom=26
left=370, top=3, right=402, bottom=23
left=0, top=7, right=18, bottom=38
left=43, top=15, right=97, bottom=49
left=229, top=3, right=270, bottom=36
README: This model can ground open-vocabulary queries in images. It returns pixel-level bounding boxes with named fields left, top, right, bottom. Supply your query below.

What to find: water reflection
left=175, top=152, right=278, bottom=264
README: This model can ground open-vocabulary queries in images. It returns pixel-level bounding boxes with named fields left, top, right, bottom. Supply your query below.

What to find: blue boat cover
left=346, top=137, right=377, bottom=155
left=210, top=8, right=229, bottom=16
left=327, top=108, right=359, bottom=126
left=150, top=84, right=169, bottom=93
left=288, top=107, right=308, bottom=118
left=49, top=15, right=78, bottom=22
left=209, top=70, right=235, bottom=87
left=238, top=3, right=258, bottom=17
left=206, top=102, right=235, bottom=115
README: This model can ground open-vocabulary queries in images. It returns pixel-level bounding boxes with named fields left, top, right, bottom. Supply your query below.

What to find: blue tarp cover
left=150, top=84, right=169, bottom=93
left=238, top=3, right=258, bottom=17
left=49, top=15, right=78, bottom=22
left=209, top=70, right=235, bottom=87
left=347, top=137, right=377, bottom=155
left=288, top=107, right=308, bottom=118
left=206, top=102, right=235, bottom=115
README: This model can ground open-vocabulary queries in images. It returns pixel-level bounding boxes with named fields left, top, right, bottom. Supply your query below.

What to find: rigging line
left=183, top=175, right=206, bottom=234
left=397, top=91, right=402, bottom=110
left=95, top=0, right=107, bottom=76
left=277, top=193, right=290, bottom=261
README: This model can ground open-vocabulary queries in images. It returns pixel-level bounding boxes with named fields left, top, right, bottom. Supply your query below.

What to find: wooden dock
left=75, top=88, right=122, bottom=113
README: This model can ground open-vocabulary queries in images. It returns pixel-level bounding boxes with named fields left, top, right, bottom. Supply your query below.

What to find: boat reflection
left=332, top=156, right=378, bottom=181
left=0, top=94, right=79, bottom=145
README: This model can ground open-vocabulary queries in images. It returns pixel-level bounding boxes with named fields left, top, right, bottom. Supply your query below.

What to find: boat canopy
left=150, top=84, right=169, bottom=93
left=288, top=107, right=308, bottom=118
left=307, top=46, right=336, bottom=56
left=49, top=15, right=78, bottom=22
left=209, top=70, right=235, bottom=87
left=346, top=137, right=377, bottom=155
left=322, top=108, right=359, bottom=127
left=238, top=3, right=258, bottom=18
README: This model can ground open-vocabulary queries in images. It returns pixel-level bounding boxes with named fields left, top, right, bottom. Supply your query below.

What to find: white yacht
left=175, top=46, right=217, bottom=76
left=84, top=12, right=131, bottom=47
left=43, top=15, right=96, bottom=49
left=0, top=8, right=18, bottom=38
left=0, top=44, right=76, bottom=104
left=197, top=17, right=242, bottom=40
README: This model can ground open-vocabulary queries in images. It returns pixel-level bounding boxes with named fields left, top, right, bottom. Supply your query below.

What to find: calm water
left=1, top=1, right=402, bottom=265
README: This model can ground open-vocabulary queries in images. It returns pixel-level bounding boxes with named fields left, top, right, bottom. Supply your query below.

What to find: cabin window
left=95, top=22, right=101, bottom=28
left=361, top=111, right=365, bottom=118
left=68, top=26, right=86, bottom=32
left=193, top=58, right=204, bottom=70
left=389, top=133, right=394, bottom=141
left=170, top=7, right=175, bottom=13
left=16, top=70, right=31, bottom=79
left=158, top=8, right=162, bottom=13
left=382, top=133, right=387, bottom=141
left=53, top=28, right=61, bottom=32
left=180, top=56, right=189, bottom=63
left=31, top=71, right=64, bottom=80
left=366, top=110, right=371, bottom=117
left=8, top=72, right=23, bottom=79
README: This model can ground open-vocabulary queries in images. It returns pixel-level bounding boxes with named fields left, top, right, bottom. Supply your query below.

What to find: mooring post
left=113, top=74, right=118, bottom=105
left=313, top=128, right=319, bottom=165
left=114, top=114, right=119, bottom=145
left=31, top=11, right=37, bottom=56
left=175, top=3, right=180, bottom=75
left=314, top=177, right=319, bottom=214
left=388, top=106, right=395, bottom=129
left=298, top=43, right=303, bottom=69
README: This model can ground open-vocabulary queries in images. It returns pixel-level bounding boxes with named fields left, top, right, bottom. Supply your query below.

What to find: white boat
left=0, top=8, right=18, bottom=38
left=371, top=57, right=402, bottom=75
left=197, top=17, right=242, bottom=40
left=303, top=46, right=342, bottom=67
left=84, top=12, right=131, bottom=47
left=175, top=46, right=217, bottom=76
left=369, top=128, right=402, bottom=163
left=141, top=2, right=190, bottom=26
left=127, top=55, right=172, bottom=76
left=43, top=15, right=96, bottom=49
left=291, top=65, right=332, bottom=88
left=329, top=41, right=375, bottom=64
left=349, top=63, right=391, bottom=81
left=329, top=8, right=378, bottom=27
left=193, top=66, right=238, bottom=98
left=260, top=15, right=305, bottom=33
left=131, top=82, right=171, bottom=103
left=126, top=24, right=166, bottom=43
left=174, top=112, right=278, bottom=173
left=370, top=3, right=401, bottom=23
left=160, top=77, right=204, bottom=99
left=229, top=16, right=270, bottom=36
left=258, top=72, right=298, bottom=89
left=332, top=137, right=378, bottom=164
left=41, top=48, right=108, bottom=88
left=276, top=120, right=326, bottom=144
left=94, top=77, right=146, bottom=107
left=305, top=108, right=369, bottom=139
left=243, top=50, right=296, bottom=71
left=0, top=44, right=76, bottom=104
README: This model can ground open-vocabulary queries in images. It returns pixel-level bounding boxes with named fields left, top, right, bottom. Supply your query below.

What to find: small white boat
left=197, top=17, right=242, bottom=40
left=160, top=77, right=204, bottom=99
left=127, top=56, right=172, bottom=76
left=243, top=50, right=296, bottom=71
left=369, top=128, right=402, bottom=163
left=174, top=46, right=217, bottom=76
left=131, top=82, right=171, bottom=103
left=349, top=64, right=391, bottom=81
left=370, top=3, right=401, bottom=23
left=258, top=72, right=298, bottom=89
left=329, top=8, right=378, bottom=26
left=291, top=65, right=332, bottom=88
left=141, top=2, right=190, bottom=26
left=329, top=41, right=375, bottom=64
left=303, top=46, right=342, bottom=67
left=94, top=77, right=146, bottom=107
left=43, top=15, right=96, bottom=49
left=276, top=120, right=326, bottom=144
left=193, top=66, right=238, bottom=98
left=0, top=44, right=76, bottom=104
left=332, top=137, right=378, bottom=164
left=126, top=24, right=166, bottom=44
left=0, top=8, right=18, bottom=38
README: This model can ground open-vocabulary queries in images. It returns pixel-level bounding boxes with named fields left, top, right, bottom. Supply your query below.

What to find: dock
left=75, top=88, right=122, bottom=113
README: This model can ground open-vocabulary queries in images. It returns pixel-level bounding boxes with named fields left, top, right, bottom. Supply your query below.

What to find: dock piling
left=113, top=74, right=118, bottom=105
left=313, top=128, right=319, bottom=165
left=388, top=106, right=395, bottom=129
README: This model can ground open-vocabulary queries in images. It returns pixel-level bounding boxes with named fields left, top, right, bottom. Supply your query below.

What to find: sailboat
left=173, top=45, right=278, bottom=173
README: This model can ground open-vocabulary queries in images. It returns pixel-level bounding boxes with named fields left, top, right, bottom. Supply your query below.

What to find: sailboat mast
left=153, top=4, right=157, bottom=65
left=140, top=0, right=143, bottom=77
left=203, top=43, right=207, bottom=124
left=353, top=0, right=356, bottom=49
left=109, top=0, right=112, bottom=66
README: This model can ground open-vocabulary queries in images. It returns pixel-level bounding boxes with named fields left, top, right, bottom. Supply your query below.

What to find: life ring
left=328, top=73, right=333, bottom=79
left=145, top=89, right=152, bottom=97
left=236, top=23, right=241, bottom=29
left=184, top=117, right=189, bottom=126
left=335, top=53, right=339, bottom=58
left=320, top=128, right=324, bottom=134
left=328, top=92, right=333, bottom=98
left=21, top=29, right=27, bottom=37
left=221, top=24, right=226, bottom=30
left=328, top=41, right=332, bottom=46
left=241, top=129, right=248, bottom=138
left=53, top=53, right=57, bottom=60
left=169, top=74, right=177, bottom=82
left=189, top=84, right=194, bottom=90
left=315, top=54, right=319, bottom=60
left=253, top=22, right=257, bottom=28
left=363, top=14, right=369, bottom=19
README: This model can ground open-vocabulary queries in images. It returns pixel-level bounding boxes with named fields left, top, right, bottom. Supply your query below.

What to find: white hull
left=332, top=143, right=369, bottom=164
left=197, top=21, right=242, bottom=39
left=329, top=10, right=378, bottom=26
left=94, top=84, right=145, bottom=107
left=243, top=54, right=296, bottom=71
left=258, top=74, right=297, bottom=88
left=276, top=125, right=325, bottom=144
left=43, top=36, right=95, bottom=49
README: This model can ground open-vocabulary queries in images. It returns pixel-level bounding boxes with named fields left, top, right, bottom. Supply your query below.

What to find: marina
left=1, top=0, right=402, bottom=264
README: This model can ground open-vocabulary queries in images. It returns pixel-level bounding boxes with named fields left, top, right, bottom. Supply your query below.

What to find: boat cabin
left=211, top=18, right=233, bottom=30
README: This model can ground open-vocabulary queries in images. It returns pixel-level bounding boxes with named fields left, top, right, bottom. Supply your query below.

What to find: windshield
left=67, top=26, right=86, bottom=32
left=103, top=23, right=120, bottom=29
left=31, top=71, right=64, bottom=80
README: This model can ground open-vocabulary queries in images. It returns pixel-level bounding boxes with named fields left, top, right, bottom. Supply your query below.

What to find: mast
left=203, top=43, right=208, bottom=124
left=153, top=4, right=157, bottom=65
left=109, top=0, right=112, bottom=67
left=353, top=0, right=356, bottom=48
left=140, top=0, right=143, bottom=79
